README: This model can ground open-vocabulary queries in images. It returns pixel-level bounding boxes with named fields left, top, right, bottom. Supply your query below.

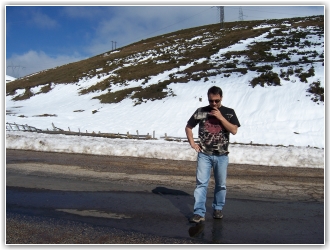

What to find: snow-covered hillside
left=6, top=21, right=324, bottom=149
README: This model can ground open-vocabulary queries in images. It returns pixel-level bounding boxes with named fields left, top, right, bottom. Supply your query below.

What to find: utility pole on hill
left=217, top=6, right=224, bottom=29
left=7, top=63, right=25, bottom=78
left=239, top=7, right=247, bottom=21
left=111, top=41, right=117, bottom=51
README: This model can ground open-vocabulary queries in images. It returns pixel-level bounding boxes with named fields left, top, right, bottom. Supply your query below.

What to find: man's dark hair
left=207, top=86, right=223, bottom=97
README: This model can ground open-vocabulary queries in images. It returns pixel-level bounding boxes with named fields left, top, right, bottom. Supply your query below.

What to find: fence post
left=8, top=123, right=13, bottom=130
left=153, top=131, right=155, bottom=139
left=14, top=123, right=20, bottom=131
left=25, top=124, right=31, bottom=132
left=165, top=133, right=167, bottom=139
left=136, top=130, right=139, bottom=138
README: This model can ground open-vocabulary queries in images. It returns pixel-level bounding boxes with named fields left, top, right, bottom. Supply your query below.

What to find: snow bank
left=6, top=131, right=324, bottom=168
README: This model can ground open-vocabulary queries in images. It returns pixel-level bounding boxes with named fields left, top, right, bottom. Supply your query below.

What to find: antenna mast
left=239, top=7, right=247, bottom=21
left=7, top=62, right=25, bottom=78
left=218, top=6, right=225, bottom=29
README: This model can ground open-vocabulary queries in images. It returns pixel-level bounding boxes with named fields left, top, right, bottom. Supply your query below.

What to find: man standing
left=185, top=86, right=240, bottom=223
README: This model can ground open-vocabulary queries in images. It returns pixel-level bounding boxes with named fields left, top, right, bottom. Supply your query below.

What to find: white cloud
left=29, top=9, right=58, bottom=29
left=6, top=50, right=85, bottom=78
left=85, top=6, right=217, bottom=55
left=61, top=6, right=106, bottom=19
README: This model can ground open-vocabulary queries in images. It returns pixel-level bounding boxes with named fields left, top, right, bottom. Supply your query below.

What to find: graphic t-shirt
left=187, top=105, right=240, bottom=155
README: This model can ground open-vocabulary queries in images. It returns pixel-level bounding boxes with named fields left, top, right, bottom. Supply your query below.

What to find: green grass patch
left=307, top=80, right=324, bottom=102
left=93, top=87, right=142, bottom=104
left=250, top=72, right=281, bottom=88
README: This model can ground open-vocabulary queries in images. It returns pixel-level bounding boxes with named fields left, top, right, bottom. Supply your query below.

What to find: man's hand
left=185, top=125, right=201, bottom=152
left=209, top=108, right=238, bottom=135
left=191, top=143, right=201, bottom=152
left=209, top=108, right=224, bottom=121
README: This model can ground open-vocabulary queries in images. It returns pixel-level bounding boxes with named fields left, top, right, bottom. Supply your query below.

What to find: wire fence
left=6, top=122, right=42, bottom=132
left=6, top=122, right=196, bottom=142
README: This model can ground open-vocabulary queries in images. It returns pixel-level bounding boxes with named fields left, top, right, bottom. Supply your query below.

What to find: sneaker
left=189, top=214, right=205, bottom=223
left=213, top=210, right=223, bottom=219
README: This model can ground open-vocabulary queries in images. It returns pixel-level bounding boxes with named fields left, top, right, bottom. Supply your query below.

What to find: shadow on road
left=152, top=186, right=226, bottom=243
left=189, top=222, right=205, bottom=238
left=152, top=186, right=193, bottom=221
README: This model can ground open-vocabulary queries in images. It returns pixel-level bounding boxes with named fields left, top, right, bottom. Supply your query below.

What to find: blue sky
left=5, top=1, right=325, bottom=78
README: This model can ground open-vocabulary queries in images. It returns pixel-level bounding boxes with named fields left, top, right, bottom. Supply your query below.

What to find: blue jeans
left=193, top=152, right=229, bottom=217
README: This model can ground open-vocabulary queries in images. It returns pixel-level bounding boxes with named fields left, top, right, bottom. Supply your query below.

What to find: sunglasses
left=208, top=99, right=221, bottom=104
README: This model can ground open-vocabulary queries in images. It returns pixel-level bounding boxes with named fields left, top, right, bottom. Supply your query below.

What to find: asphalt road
left=6, top=149, right=324, bottom=244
